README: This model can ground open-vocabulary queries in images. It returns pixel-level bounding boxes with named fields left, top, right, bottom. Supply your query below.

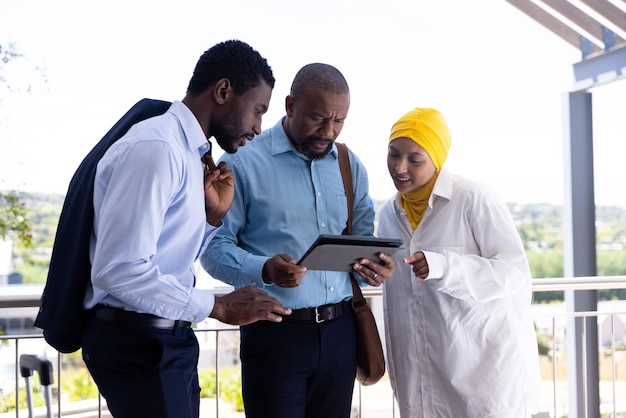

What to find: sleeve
left=91, top=140, right=214, bottom=321
left=423, top=186, right=532, bottom=303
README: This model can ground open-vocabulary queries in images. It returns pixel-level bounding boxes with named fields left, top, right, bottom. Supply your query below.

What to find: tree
left=0, top=190, right=32, bottom=247
left=0, top=43, right=21, bottom=85
left=0, top=43, right=38, bottom=248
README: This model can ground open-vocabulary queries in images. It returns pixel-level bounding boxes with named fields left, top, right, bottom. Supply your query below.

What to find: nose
left=252, top=116, right=262, bottom=136
left=394, top=158, right=408, bottom=175
left=318, top=120, right=334, bottom=139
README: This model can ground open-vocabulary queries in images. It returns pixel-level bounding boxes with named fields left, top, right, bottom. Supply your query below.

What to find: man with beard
left=78, top=40, right=291, bottom=418
left=200, top=63, right=396, bottom=418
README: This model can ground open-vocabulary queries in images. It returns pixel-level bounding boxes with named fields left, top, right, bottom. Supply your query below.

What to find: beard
left=301, top=136, right=333, bottom=160
left=211, top=116, right=249, bottom=154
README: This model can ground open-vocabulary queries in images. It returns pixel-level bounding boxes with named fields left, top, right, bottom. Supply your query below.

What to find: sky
left=1, top=0, right=625, bottom=207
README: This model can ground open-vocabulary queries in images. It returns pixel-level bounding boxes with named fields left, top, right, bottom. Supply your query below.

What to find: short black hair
left=186, top=40, right=275, bottom=96
left=290, top=63, right=349, bottom=99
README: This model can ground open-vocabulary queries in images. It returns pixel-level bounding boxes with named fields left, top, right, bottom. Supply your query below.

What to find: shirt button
left=251, top=281, right=258, bottom=286
left=188, top=316, right=195, bottom=322
left=155, top=308, right=162, bottom=315
left=320, top=223, right=326, bottom=228
left=329, top=287, right=335, bottom=292
left=317, top=192, right=321, bottom=197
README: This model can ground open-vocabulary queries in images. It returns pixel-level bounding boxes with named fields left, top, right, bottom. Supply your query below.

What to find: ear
left=213, top=78, right=231, bottom=105
left=285, top=95, right=295, bottom=117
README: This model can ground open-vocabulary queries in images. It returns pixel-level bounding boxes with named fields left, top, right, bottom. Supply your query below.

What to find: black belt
left=91, top=305, right=192, bottom=330
left=282, top=300, right=351, bottom=323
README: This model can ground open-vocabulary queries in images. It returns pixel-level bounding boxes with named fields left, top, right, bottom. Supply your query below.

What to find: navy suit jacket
left=34, top=98, right=172, bottom=353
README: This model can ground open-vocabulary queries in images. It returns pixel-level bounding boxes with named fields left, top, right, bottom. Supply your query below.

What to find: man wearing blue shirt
left=201, top=63, right=396, bottom=418
left=80, top=40, right=291, bottom=418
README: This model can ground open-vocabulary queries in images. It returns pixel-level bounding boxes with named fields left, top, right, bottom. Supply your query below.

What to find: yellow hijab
left=389, top=108, right=451, bottom=229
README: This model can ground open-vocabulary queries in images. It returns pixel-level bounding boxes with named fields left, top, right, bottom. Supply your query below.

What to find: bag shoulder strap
left=336, top=142, right=354, bottom=236
left=336, top=142, right=366, bottom=305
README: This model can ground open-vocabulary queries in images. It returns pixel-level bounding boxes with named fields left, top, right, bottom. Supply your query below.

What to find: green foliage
left=597, top=250, right=626, bottom=276
left=199, top=369, right=217, bottom=398
left=0, top=190, right=33, bottom=248
left=0, top=366, right=100, bottom=414
left=198, top=367, right=244, bottom=412
left=219, top=369, right=244, bottom=411
left=7, top=192, right=63, bottom=284
left=527, top=250, right=564, bottom=278
left=14, top=258, right=49, bottom=284
left=61, top=368, right=99, bottom=401
left=0, top=382, right=46, bottom=413
left=1, top=43, right=40, bottom=250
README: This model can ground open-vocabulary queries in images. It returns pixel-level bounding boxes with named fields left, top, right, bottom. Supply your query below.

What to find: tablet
left=297, top=234, right=403, bottom=272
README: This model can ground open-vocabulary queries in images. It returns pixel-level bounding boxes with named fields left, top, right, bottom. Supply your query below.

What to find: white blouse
left=378, top=168, right=540, bottom=418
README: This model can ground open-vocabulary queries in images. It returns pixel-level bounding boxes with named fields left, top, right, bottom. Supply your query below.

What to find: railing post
left=562, top=90, right=600, bottom=418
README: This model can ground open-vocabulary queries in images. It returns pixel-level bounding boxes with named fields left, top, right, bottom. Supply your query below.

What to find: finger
left=216, top=168, right=233, bottom=182
left=266, top=313, right=284, bottom=322
left=271, top=303, right=292, bottom=316
left=202, top=154, right=217, bottom=171
left=203, top=168, right=221, bottom=186
left=379, top=252, right=395, bottom=269
left=403, top=251, right=424, bottom=265
left=355, top=269, right=379, bottom=287
left=265, top=303, right=292, bottom=322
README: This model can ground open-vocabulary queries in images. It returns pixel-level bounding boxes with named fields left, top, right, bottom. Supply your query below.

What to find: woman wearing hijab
left=378, top=108, right=540, bottom=418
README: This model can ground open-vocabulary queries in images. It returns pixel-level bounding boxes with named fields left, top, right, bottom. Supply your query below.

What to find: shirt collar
left=431, top=168, right=453, bottom=202
left=168, top=100, right=211, bottom=156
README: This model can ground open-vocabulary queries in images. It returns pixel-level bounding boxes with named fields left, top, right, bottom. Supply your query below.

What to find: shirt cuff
left=422, top=251, right=445, bottom=280
left=241, top=253, right=271, bottom=288
left=183, top=289, right=215, bottom=323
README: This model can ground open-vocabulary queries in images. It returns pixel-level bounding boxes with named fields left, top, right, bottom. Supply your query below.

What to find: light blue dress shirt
left=85, top=101, right=218, bottom=323
left=201, top=117, right=375, bottom=309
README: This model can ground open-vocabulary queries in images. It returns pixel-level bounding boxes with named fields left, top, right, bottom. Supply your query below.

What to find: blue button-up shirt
left=201, top=117, right=375, bottom=309
left=86, top=101, right=218, bottom=323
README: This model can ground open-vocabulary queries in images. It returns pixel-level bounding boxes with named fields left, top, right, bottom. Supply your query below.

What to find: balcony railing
left=1, top=276, right=626, bottom=418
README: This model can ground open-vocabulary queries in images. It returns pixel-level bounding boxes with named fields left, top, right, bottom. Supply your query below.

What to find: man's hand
left=262, top=254, right=307, bottom=288
left=209, top=286, right=292, bottom=325
left=352, top=252, right=396, bottom=286
left=403, top=251, right=429, bottom=279
left=202, top=153, right=234, bottom=226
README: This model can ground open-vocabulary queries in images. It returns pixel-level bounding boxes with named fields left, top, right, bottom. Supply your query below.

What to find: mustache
left=308, top=136, right=332, bottom=143
left=301, top=136, right=333, bottom=160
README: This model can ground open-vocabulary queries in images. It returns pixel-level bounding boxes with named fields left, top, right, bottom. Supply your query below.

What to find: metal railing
left=1, top=277, right=626, bottom=418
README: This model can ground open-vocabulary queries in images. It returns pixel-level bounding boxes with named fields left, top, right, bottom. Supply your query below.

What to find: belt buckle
left=315, top=307, right=325, bottom=323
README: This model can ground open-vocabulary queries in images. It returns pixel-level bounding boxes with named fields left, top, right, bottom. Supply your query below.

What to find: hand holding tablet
left=297, top=234, right=403, bottom=272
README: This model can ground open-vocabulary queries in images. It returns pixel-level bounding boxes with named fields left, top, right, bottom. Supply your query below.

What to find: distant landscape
left=6, top=191, right=626, bottom=303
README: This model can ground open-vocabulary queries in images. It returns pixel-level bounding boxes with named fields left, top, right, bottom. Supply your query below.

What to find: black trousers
left=82, top=314, right=200, bottom=418
left=240, top=306, right=357, bottom=418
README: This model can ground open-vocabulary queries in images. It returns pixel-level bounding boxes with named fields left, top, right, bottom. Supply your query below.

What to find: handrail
left=3, top=275, right=626, bottom=309
left=530, top=276, right=626, bottom=291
